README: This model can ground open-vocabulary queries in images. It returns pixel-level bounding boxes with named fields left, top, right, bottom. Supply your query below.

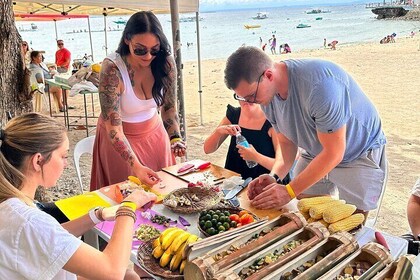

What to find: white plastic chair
left=73, top=135, right=95, bottom=194
left=365, top=159, right=389, bottom=228
left=30, top=68, right=47, bottom=112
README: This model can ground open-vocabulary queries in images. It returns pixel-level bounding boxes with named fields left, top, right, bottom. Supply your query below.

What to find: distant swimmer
left=328, top=40, right=338, bottom=50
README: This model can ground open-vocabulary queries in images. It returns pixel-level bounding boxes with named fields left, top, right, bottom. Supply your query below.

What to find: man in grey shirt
left=224, top=46, right=387, bottom=217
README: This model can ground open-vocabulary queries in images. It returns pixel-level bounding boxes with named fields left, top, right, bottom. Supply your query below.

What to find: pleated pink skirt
left=90, top=113, right=175, bottom=191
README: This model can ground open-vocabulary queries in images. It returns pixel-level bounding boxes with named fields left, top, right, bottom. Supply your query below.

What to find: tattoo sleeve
left=99, top=59, right=137, bottom=167
left=161, top=57, right=181, bottom=139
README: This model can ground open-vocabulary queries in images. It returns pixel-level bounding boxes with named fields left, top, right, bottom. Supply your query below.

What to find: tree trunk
left=0, top=1, right=47, bottom=201
left=0, top=0, right=33, bottom=126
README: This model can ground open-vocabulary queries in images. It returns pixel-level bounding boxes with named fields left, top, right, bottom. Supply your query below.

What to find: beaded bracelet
left=115, top=210, right=137, bottom=222
left=170, top=137, right=182, bottom=145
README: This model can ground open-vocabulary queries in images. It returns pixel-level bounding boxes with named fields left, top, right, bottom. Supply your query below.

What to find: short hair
left=224, top=46, right=273, bottom=90
left=57, top=39, right=64, bottom=43
left=116, top=11, right=172, bottom=107
left=30, top=50, right=40, bottom=61
left=0, top=113, right=66, bottom=204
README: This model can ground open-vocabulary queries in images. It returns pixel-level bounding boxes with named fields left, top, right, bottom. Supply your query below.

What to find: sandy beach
left=49, top=36, right=420, bottom=237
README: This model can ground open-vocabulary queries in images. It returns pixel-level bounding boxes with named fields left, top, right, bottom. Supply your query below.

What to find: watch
left=269, top=172, right=281, bottom=183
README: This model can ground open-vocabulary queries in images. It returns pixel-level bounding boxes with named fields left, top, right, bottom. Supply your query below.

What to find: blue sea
left=17, top=4, right=419, bottom=64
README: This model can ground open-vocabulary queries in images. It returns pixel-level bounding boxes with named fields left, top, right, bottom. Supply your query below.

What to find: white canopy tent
left=13, top=0, right=204, bottom=137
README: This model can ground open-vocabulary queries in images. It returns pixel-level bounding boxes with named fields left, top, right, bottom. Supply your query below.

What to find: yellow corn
left=323, top=204, right=357, bottom=223
left=300, top=211, right=311, bottom=220
left=328, top=213, right=365, bottom=233
left=297, top=196, right=335, bottom=212
left=307, top=217, right=319, bottom=223
left=309, top=199, right=346, bottom=219
left=318, top=219, right=330, bottom=228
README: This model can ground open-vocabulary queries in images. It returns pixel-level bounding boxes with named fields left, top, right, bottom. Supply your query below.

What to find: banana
left=169, top=251, right=183, bottom=271
left=159, top=248, right=173, bottom=268
left=169, top=231, right=191, bottom=254
left=181, top=234, right=199, bottom=259
left=180, top=260, right=186, bottom=274
left=152, top=245, right=165, bottom=259
left=161, top=229, right=184, bottom=250
left=159, top=227, right=179, bottom=243
left=128, top=175, right=141, bottom=185
left=152, top=237, right=161, bottom=249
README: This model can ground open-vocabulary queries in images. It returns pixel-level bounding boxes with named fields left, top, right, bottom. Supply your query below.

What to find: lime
left=207, top=227, right=217, bottom=235
left=208, top=210, right=215, bottom=216
left=230, top=221, right=237, bottom=228
left=223, top=211, right=230, bottom=217
left=204, top=220, right=213, bottom=229
left=211, top=218, right=218, bottom=226
left=212, top=214, right=219, bottom=221
left=204, top=214, right=212, bottom=221
left=215, top=210, right=222, bottom=215
left=218, top=225, right=226, bottom=232
left=199, top=220, right=205, bottom=228
left=223, top=222, right=230, bottom=230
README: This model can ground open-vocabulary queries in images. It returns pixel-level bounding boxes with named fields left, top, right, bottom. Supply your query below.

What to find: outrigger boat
left=244, top=24, right=261, bottom=29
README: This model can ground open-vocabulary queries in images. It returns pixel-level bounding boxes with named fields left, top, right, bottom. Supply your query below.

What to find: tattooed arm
left=99, top=58, right=159, bottom=185
left=161, top=56, right=186, bottom=157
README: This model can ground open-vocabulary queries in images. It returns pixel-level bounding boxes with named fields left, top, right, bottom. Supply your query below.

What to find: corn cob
left=307, top=217, right=319, bottom=223
left=297, top=196, right=334, bottom=212
left=309, top=199, right=346, bottom=219
left=328, top=213, right=365, bottom=233
left=300, top=211, right=311, bottom=220
left=317, top=219, right=330, bottom=228
left=323, top=204, right=357, bottom=223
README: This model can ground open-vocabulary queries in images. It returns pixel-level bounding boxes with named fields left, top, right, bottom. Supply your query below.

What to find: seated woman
left=29, top=50, right=65, bottom=111
left=0, top=112, right=156, bottom=279
left=204, top=102, right=290, bottom=182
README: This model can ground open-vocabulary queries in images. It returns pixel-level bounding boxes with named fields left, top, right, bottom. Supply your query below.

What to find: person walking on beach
left=224, top=46, right=387, bottom=219
left=55, top=39, right=71, bottom=73
left=90, top=11, right=186, bottom=191
left=269, top=34, right=277, bottom=54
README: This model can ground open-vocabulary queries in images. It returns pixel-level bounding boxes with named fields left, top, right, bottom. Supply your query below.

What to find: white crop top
left=107, top=52, right=158, bottom=123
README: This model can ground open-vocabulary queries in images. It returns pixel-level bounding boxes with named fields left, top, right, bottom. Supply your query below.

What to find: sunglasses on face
left=57, top=43, right=64, bottom=46
left=233, top=71, right=265, bottom=103
left=22, top=43, right=27, bottom=46
left=133, top=47, right=160, bottom=56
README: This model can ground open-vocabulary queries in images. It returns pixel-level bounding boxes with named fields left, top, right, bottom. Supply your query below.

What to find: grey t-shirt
left=262, top=59, right=386, bottom=163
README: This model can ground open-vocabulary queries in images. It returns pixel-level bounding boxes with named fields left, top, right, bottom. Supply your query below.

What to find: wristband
left=170, top=137, right=182, bottom=145
left=121, top=201, right=137, bottom=211
left=88, top=207, right=103, bottom=224
left=285, top=184, right=296, bottom=199
left=269, top=172, right=280, bottom=183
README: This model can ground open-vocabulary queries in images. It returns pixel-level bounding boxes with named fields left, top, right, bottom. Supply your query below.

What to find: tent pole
left=195, top=12, right=203, bottom=126
left=103, top=14, right=108, bottom=55
left=54, top=19, right=58, bottom=40
left=87, top=16, right=94, bottom=62
left=170, top=0, right=187, bottom=142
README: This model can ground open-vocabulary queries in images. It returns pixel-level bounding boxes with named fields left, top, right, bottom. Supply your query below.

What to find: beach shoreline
left=47, top=35, right=419, bottom=237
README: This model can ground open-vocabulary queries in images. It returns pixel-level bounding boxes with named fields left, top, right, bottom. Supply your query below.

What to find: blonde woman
left=0, top=113, right=156, bottom=279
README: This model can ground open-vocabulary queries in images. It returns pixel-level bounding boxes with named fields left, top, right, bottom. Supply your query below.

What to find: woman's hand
left=171, top=139, right=187, bottom=157
left=216, top=125, right=241, bottom=136
left=237, top=144, right=258, bottom=162
left=133, top=165, right=160, bottom=186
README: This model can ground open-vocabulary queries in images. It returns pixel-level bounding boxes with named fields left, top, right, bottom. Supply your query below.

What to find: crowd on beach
left=1, top=9, right=420, bottom=279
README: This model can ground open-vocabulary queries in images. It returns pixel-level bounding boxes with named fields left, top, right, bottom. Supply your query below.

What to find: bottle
left=235, top=132, right=258, bottom=168
left=413, top=253, right=420, bottom=280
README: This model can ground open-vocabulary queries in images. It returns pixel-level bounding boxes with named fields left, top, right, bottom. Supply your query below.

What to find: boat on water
left=306, top=9, right=331, bottom=14
left=296, top=23, right=311, bottom=28
left=316, top=17, right=323, bottom=20
left=252, top=12, right=268, bottom=20
left=18, top=23, right=38, bottom=32
left=244, top=24, right=261, bottom=29
left=113, top=18, right=127, bottom=25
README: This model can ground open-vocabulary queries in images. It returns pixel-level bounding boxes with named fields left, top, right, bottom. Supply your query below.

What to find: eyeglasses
left=133, top=47, right=160, bottom=56
left=233, top=71, right=265, bottom=103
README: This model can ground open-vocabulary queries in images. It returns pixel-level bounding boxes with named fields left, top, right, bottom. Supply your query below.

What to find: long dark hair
left=116, top=11, right=172, bottom=106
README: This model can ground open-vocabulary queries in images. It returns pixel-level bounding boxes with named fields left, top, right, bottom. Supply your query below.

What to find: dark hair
left=224, top=46, right=273, bottom=90
left=116, top=11, right=172, bottom=106
left=30, top=50, right=40, bottom=61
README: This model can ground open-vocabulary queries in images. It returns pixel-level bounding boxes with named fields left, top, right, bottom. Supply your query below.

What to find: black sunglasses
left=133, top=48, right=160, bottom=56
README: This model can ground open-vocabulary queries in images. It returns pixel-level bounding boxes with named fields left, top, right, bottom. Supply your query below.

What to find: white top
left=107, top=52, right=158, bottom=123
left=0, top=198, right=82, bottom=280
left=411, top=178, right=420, bottom=197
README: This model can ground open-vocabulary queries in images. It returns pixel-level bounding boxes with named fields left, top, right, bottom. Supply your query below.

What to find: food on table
left=134, top=224, right=161, bottom=242
left=238, top=239, right=305, bottom=279
left=297, top=196, right=335, bottom=212
left=280, top=251, right=332, bottom=280
left=165, top=193, right=200, bottom=208
left=198, top=209, right=255, bottom=236
left=150, top=214, right=172, bottom=227
left=309, top=199, right=346, bottom=219
left=333, top=261, right=371, bottom=280
left=152, top=227, right=199, bottom=273
left=323, top=204, right=357, bottom=224
left=328, top=213, right=365, bottom=233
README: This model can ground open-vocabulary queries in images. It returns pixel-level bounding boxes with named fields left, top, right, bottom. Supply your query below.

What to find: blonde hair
left=0, top=113, right=66, bottom=204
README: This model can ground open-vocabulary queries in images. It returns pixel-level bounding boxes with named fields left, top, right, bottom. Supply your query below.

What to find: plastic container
left=235, top=132, right=258, bottom=168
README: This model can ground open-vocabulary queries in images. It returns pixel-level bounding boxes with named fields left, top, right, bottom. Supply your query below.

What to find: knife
left=224, top=177, right=253, bottom=200
left=177, top=161, right=211, bottom=175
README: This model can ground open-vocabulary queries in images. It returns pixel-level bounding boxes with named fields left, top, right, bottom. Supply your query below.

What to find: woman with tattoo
left=90, top=11, right=186, bottom=191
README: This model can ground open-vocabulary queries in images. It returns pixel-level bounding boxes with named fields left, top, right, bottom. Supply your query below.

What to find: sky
left=199, top=0, right=370, bottom=11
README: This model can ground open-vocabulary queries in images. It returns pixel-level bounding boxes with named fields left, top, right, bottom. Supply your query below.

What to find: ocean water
left=17, top=4, right=419, bottom=64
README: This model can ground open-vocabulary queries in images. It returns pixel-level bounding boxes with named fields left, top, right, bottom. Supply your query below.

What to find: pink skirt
left=90, top=113, right=175, bottom=191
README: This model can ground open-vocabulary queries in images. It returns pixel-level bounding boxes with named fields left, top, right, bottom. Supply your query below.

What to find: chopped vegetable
left=134, top=225, right=161, bottom=242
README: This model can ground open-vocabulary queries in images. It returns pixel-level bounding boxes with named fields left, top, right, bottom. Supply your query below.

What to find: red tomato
left=238, top=210, right=248, bottom=217
left=240, top=214, right=254, bottom=225
left=229, top=214, right=240, bottom=223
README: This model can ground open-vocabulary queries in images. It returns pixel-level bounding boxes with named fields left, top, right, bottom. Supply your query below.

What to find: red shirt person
left=55, top=40, right=71, bottom=73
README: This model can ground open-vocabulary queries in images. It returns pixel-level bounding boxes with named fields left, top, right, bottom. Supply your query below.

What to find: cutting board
left=162, top=159, right=239, bottom=183
left=55, top=192, right=112, bottom=220
left=236, top=186, right=283, bottom=220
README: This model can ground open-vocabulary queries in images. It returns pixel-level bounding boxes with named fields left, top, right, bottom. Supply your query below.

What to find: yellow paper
left=55, top=192, right=111, bottom=220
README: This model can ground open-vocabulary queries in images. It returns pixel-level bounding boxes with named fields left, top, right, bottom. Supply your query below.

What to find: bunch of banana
left=151, top=227, right=199, bottom=273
